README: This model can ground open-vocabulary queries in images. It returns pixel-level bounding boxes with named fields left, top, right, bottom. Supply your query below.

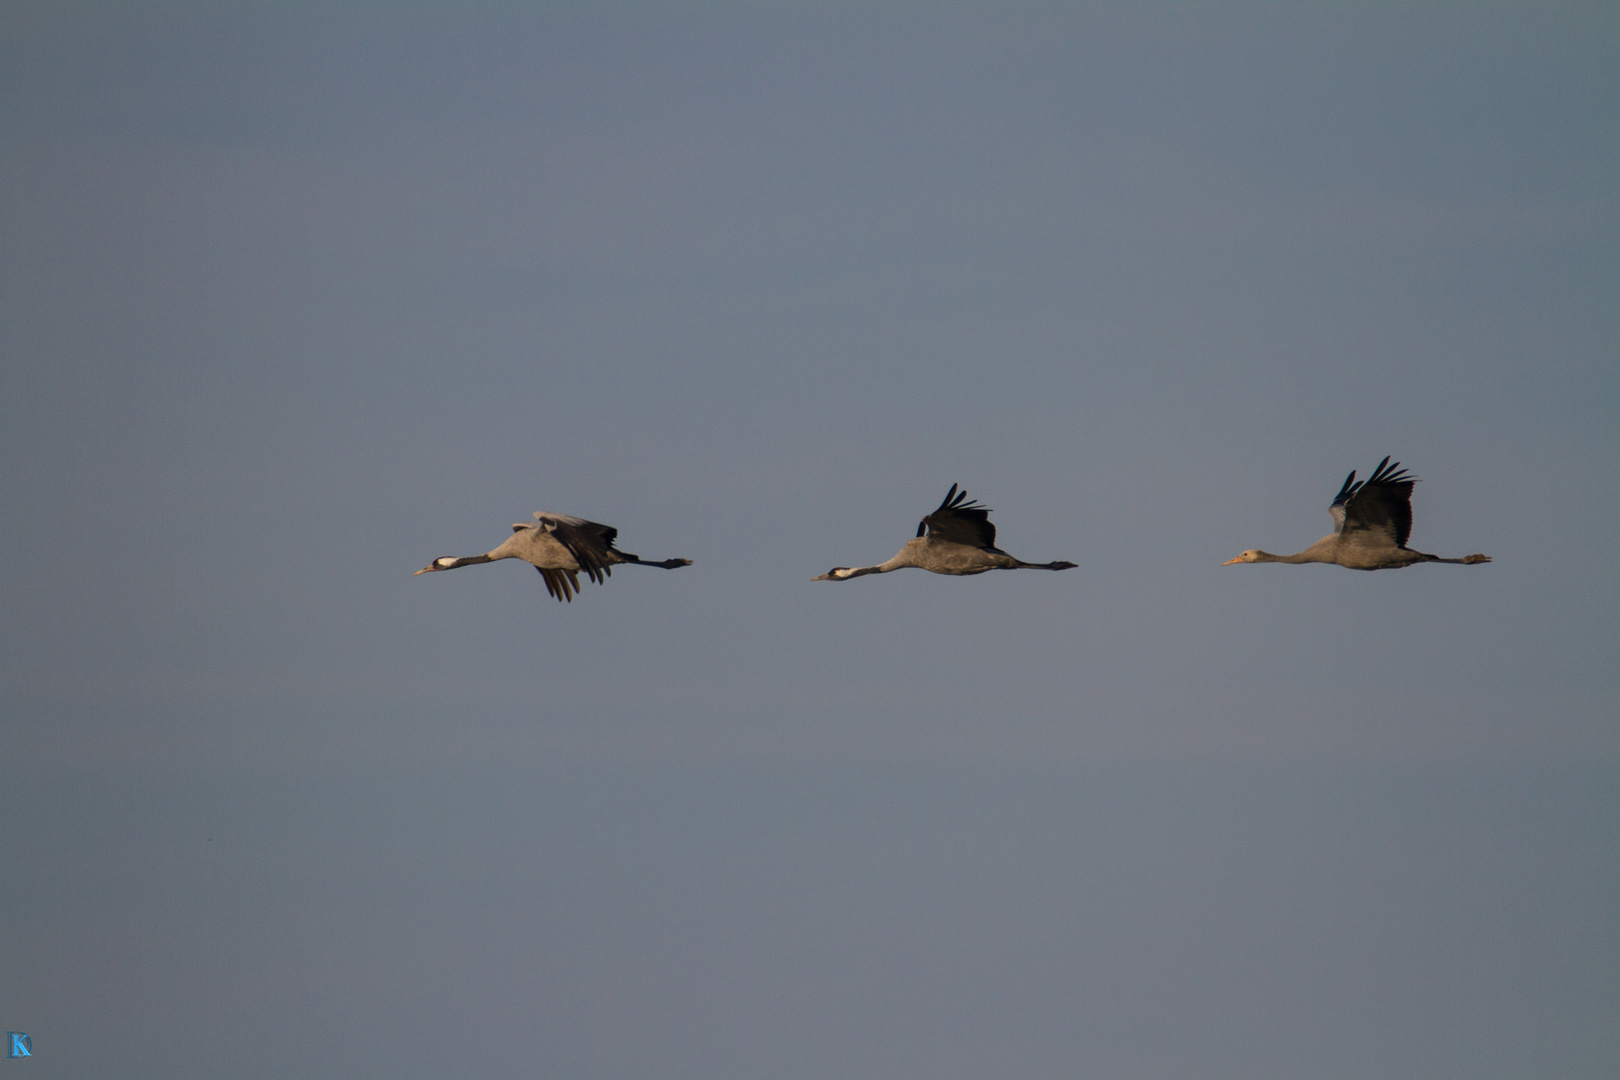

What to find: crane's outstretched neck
left=812, top=550, right=918, bottom=581
left=1222, top=548, right=1326, bottom=565
left=812, top=563, right=890, bottom=581
left=414, top=553, right=496, bottom=575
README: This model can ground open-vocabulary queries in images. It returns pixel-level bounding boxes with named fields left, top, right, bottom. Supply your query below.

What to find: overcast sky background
left=2, top=4, right=1616, bottom=1078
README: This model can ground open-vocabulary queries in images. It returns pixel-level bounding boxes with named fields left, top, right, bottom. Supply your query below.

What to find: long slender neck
left=836, top=549, right=919, bottom=579
left=1265, top=535, right=1340, bottom=564
left=838, top=561, right=899, bottom=579
left=1253, top=548, right=1326, bottom=564
left=443, top=554, right=498, bottom=569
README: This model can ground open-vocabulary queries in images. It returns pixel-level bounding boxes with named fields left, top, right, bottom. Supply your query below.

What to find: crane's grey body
left=1223, top=457, right=1491, bottom=571
left=416, top=511, right=692, bottom=602
left=813, top=485, right=1076, bottom=581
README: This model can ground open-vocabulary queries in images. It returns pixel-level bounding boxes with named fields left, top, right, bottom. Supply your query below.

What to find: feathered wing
left=1328, top=469, right=1359, bottom=533
left=534, top=512, right=618, bottom=585
left=1335, top=457, right=1416, bottom=549
left=916, top=484, right=998, bottom=550
left=535, top=566, right=582, bottom=603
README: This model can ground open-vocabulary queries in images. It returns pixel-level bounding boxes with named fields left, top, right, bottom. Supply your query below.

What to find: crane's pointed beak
left=1220, top=556, right=1243, bottom=566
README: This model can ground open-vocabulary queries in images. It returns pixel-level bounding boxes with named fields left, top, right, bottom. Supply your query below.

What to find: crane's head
left=413, top=557, right=459, bottom=575
left=1222, top=550, right=1262, bottom=565
left=812, top=567, right=855, bottom=581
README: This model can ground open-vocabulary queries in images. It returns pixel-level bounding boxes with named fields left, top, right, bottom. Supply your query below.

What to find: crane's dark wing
left=535, top=566, right=582, bottom=603
left=1328, top=469, right=1359, bottom=534
left=1334, top=457, right=1416, bottom=549
left=534, top=512, right=618, bottom=585
left=916, top=484, right=997, bottom=550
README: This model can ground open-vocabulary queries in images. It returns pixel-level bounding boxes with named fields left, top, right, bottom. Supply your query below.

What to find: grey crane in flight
left=415, top=511, right=692, bottom=602
left=813, top=484, right=1076, bottom=581
left=1222, top=457, right=1491, bottom=571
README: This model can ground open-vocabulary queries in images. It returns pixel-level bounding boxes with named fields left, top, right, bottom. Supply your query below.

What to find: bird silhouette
left=814, top=484, right=1076, bottom=581
left=1223, top=458, right=1491, bottom=570
left=416, top=511, right=691, bottom=601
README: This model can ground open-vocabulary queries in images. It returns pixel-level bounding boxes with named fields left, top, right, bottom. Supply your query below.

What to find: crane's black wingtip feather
left=941, top=484, right=985, bottom=513
left=1332, top=469, right=1358, bottom=506
left=1364, top=456, right=1416, bottom=487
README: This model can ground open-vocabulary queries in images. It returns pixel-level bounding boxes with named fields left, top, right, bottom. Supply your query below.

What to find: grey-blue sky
left=2, top=5, right=1616, bottom=1078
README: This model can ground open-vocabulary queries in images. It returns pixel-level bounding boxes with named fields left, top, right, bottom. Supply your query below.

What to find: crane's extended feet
left=1461, top=554, right=1491, bottom=564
